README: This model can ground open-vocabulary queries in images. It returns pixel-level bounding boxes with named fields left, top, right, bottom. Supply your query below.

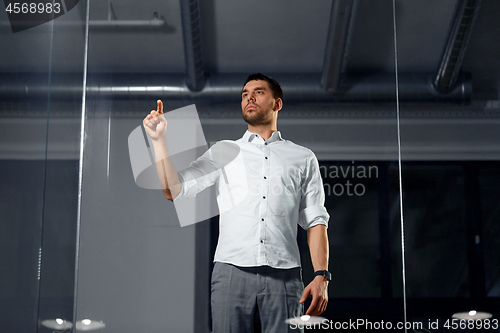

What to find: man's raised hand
left=143, top=100, right=166, bottom=141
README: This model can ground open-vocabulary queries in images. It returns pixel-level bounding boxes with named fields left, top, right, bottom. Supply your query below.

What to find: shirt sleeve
left=173, top=146, right=221, bottom=201
left=298, top=151, right=330, bottom=230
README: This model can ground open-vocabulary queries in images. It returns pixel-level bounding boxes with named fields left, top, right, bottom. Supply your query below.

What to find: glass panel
left=0, top=1, right=87, bottom=332
left=74, top=1, right=403, bottom=332
left=74, top=1, right=193, bottom=332
left=397, top=0, right=500, bottom=329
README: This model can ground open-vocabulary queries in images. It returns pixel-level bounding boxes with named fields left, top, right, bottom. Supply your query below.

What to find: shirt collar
left=242, top=130, right=284, bottom=144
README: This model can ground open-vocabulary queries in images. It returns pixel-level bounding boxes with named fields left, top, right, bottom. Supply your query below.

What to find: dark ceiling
left=0, top=0, right=499, bottom=104
left=85, top=0, right=500, bottom=102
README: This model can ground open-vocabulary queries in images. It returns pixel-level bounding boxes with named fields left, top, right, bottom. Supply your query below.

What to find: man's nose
left=247, top=93, right=256, bottom=102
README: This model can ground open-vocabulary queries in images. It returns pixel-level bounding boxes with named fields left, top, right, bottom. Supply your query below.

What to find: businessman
left=143, top=73, right=330, bottom=332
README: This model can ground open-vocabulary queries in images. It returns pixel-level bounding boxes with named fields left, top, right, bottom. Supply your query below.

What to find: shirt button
left=260, top=240, right=264, bottom=243
left=265, top=142, right=268, bottom=145
left=263, top=196, right=266, bottom=199
left=264, top=176, right=267, bottom=179
left=265, top=157, right=268, bottom=159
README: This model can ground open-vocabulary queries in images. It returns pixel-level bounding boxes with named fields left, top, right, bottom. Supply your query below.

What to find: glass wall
left=397, top=0, right=500, bottom=331
left=73, top=1, right=197, bottom=332
left=0, top=1, right=87, bottom=332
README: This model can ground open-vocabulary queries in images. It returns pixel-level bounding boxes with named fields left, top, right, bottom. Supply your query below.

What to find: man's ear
left=274, top=98, right=283, bottom=112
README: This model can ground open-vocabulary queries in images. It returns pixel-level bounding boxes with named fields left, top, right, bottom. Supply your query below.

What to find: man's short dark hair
left=244, top=73, right=283, bottom=101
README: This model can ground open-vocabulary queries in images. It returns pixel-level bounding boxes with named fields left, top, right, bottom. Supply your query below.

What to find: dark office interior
left=1, top=0, right=499, bottom=332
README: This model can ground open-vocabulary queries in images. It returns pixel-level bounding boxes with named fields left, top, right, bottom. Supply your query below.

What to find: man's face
left=241, top=80, right=280, bottom=126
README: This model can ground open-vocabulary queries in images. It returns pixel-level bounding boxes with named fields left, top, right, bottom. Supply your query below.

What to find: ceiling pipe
left=321, top=0, right=355, bottom=93
left=434, top=0, right=482, bottom=93
left=88, top=19, right=165, bottom=28
left=0, top=18, right=166, bottom=28
left=179, top=0, right=206, bottom=92
left=0, top=72, right=471, bottom=104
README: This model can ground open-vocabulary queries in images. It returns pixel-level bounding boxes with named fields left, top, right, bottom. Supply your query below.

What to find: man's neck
left=247, top=125, right=277, bottom=141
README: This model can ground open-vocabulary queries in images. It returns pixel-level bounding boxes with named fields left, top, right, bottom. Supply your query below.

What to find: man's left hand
left=300, top=275, right=329, bottom=316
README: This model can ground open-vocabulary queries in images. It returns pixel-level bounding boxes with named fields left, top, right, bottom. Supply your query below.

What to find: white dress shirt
left=174, top=130, right=329, bottom=268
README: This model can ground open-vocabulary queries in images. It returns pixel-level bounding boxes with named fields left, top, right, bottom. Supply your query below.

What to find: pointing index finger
left=157, top=99, right=163, bottom=115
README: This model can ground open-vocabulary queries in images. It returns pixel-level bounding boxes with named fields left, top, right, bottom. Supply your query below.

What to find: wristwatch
left=314, top=270, right=332, bottom=281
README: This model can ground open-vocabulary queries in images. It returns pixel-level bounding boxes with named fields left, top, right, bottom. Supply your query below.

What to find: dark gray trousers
left=211, top=262, right=304, bottom=333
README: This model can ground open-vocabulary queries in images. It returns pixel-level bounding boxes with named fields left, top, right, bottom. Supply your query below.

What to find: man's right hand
left=143, top=99, right=166, bottom=141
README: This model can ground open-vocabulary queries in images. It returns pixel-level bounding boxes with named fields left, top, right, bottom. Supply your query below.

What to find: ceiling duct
left=87, top=18, right=165, bottom=28
left=434, top=0, right=482, bottom=93
left=179, top=0, right=206, bottom=92
left=0, top=72, right=471, bottom=104
left=321, top=0, right=355, bottom=93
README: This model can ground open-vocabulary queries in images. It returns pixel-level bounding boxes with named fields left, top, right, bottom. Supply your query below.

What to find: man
left=143, top=73, right=330, bottom=332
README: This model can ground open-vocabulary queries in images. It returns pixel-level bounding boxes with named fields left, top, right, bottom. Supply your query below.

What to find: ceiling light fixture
left=41, top=318, right=73, bottom=330
left=285, top=315, right=327, bottom=324
left=75, top=319, right=106, bottom=331
left=452, top=310, right=493, bottom=320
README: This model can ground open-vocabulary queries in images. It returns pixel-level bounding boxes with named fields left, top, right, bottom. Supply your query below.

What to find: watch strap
left=314, top=270, right=331, bottom=281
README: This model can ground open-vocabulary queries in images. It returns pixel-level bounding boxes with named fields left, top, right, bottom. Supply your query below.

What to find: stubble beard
left=242, top=105, right=273, bottom=127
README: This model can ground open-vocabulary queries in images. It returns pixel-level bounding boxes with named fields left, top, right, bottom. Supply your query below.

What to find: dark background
left=1, top=0, right=499, bottom=332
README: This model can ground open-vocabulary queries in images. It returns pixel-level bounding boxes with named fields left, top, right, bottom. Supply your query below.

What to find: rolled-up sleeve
left=173, top=148, right=221, bottom=201
left=298, top=151, right=330, bottom=230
